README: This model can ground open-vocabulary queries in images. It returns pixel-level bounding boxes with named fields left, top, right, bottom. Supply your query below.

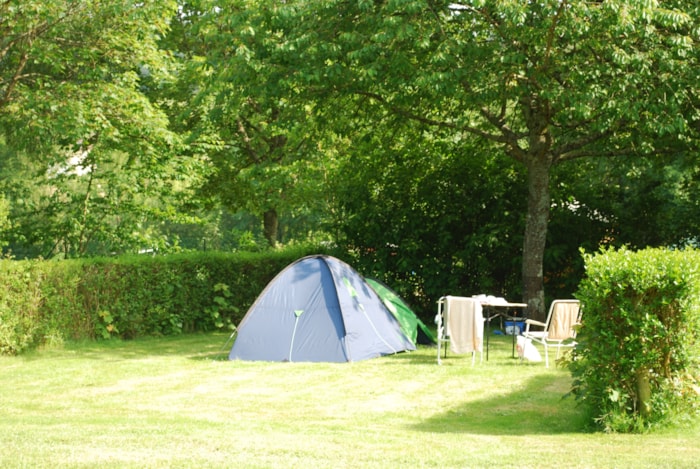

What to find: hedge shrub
left=0, top=260, right=47, bottom=355
left=570, top=246, right=700, bottom=432
left=0, top=246, right=329, bottom=354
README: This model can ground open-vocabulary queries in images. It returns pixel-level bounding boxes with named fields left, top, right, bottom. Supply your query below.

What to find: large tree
left=243, top=0, right=699, bottom=318
left=166, top=1, right=333, bottom=248
left=0, top=0, right=181, bottom=257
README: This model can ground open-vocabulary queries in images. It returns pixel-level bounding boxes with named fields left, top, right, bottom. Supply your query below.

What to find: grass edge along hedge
left=0, top=246, right=329, bottom=355
left=570, top=246, right=700, bottom=433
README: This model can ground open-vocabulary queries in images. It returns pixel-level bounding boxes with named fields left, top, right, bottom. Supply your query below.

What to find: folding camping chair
left=522, top=299, right=582, bottom=367
left=435, top=296, right=484, bottom=365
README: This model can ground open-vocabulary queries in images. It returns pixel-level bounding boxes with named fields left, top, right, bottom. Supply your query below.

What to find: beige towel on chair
left=549, top=302, right=580, bottom=341
left=446, top=296, right=484, bottom=354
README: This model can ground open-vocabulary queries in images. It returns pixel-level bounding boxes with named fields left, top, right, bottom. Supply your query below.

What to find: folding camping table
left=436, top=295, right=527, bottom=361
left=481, top=300, right=528, bottom=359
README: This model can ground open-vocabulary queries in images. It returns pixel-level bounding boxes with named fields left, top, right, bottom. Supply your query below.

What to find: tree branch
left=236, top=116, right=261, bottom=164
left=0, top=48, right=30, bottom=108
left=540, top=1, right=568, bottom=72
left=554, top=118, right=631, bottom=162
left=352, top=89, right=522, bottom=149
left=0, top=1, right=86, bottom=107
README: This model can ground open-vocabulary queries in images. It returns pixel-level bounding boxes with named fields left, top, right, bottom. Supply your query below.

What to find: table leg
left=486, top=316, right=490, bottom=361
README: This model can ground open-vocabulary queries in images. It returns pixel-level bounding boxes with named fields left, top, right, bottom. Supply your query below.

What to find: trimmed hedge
left=0, top=246, right=329, bottom=354
left=570, top=246, right=700, bottom=432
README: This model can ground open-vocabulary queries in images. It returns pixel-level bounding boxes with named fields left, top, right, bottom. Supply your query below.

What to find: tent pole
left=215, top=326, right=238, bottom=361
left=288, top=310, right=304, bottom=362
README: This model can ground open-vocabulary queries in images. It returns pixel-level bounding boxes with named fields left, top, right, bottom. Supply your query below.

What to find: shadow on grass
left=386, top=337, right=521, bottom=366
left=412, top=371, right=590, bottom=436
left=386, top=341, right=593, bottom=435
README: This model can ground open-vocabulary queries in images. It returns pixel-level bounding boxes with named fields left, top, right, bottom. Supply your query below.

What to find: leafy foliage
left=565, top=154, right=700, bottom=249
left=0, top=144, right=193, bottom=258
left=0, top=0, right=177, bottom=152
left=0, top=0, right=187, bottom=258
left=0, top=246, right=329, bottom=354
left=161, top=0, right=335, bottom=247
left=331, top=119, right=527, bottom=315
left=570, top=247, right=700, bottom=432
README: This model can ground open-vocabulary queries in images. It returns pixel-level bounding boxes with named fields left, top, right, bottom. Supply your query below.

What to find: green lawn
left=1, top=333, right=698, bottom=468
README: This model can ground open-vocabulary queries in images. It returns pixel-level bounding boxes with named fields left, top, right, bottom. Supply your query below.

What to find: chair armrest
left=525, top=319, right=546, bottom=327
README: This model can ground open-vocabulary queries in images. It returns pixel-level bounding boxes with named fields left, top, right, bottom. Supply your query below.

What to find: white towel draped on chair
left=446, top=296, right=484, bottom=354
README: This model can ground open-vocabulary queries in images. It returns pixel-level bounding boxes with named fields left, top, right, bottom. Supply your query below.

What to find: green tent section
left=365, top=278, right=436, bottom=346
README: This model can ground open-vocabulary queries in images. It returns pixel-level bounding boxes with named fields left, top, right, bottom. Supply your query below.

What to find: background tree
left=544, top=149, right=700, bottom=300
left=574, top=154, right=700, bottom=249
left=0, top=0, right=696, bottom=315
left=0, top=144, right=189, bottom=258
left=167, top=1, right=335, bottom=248
left=0, top=0, right=182, bottom=257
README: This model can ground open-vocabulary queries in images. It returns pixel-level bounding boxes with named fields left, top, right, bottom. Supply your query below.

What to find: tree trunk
left=263, top=208, right=279, bottom=247
left=522, top=156, right=552, bottom=322
left=636, top=368, right=652, bottom=418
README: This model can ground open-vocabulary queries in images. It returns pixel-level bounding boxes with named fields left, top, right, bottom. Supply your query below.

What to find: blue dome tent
left=229, top=255, right=416, bottom=362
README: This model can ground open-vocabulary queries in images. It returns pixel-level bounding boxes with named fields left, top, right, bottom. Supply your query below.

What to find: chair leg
left=544, top=343, right=549, bottom=368
left=471, top=350, right=484, bottom=366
